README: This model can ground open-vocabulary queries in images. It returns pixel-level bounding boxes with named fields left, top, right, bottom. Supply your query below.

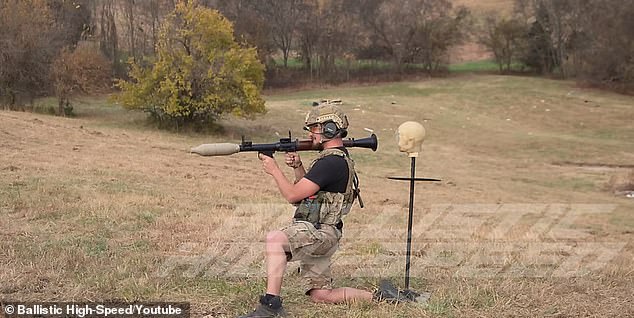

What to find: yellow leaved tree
left=116, top=1, right=266, bottom=130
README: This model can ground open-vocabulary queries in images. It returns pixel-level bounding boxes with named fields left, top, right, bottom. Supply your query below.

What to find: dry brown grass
left=1, top=75, right=633, bottom=317
left=607, top=170, right=634, bottom=195
left=452, top=0, right=514, bottom=14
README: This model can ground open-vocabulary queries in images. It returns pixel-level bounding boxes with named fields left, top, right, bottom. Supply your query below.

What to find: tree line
left=480, top=0, right=633, bottom=92
left=1, top=0, right=631, bottom=115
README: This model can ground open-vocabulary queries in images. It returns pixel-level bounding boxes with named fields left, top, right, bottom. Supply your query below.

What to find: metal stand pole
left=405, top=157, right=415, bottom=290
left=387, top=158, right=439, bottom=302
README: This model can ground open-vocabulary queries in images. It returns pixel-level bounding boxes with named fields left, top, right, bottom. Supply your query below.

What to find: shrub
left=115, top=2, right=266, bottom=130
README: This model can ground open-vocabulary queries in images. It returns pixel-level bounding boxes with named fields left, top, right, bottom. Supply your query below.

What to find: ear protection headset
left=322, top=121, right=348, bottom=139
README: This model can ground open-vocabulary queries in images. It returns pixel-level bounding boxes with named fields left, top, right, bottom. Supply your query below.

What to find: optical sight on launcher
left=191, top=132, right=378, bottom=158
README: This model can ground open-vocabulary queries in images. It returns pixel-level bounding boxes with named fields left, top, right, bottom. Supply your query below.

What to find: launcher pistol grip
left=259, top=150, right=275, bottom=158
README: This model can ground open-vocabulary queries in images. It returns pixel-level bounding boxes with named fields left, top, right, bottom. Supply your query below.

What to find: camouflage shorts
left=281, top=221, right=341, bottom=293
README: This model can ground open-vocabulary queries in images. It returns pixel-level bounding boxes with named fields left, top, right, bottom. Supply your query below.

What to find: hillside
left=1, top=75, right=633, bottom=317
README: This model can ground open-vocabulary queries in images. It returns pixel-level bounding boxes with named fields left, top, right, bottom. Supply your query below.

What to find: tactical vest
left=293, top=148, right=360, bottom=228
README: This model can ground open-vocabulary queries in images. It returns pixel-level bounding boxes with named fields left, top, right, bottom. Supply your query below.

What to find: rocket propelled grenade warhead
left=191, top=133, right=378, bottom=157
left=190, top=143, right=241, bottom=156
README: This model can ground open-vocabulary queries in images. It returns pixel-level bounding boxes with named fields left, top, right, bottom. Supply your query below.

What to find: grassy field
left=1, top=74, right=633, bottom=317
left=447, top=60, right=502, bottom=73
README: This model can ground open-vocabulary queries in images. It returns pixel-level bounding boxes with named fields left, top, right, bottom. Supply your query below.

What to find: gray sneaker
left=239, top=295, right=285, bottom=318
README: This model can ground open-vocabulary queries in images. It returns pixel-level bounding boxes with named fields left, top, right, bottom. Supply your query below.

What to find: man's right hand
left=285, top=152, right=303, bottom=169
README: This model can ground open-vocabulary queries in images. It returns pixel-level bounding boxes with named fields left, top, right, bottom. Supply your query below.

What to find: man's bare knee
left=266, top=231, right=290, bottom=254
left=266, top=230, right=287, bottom=244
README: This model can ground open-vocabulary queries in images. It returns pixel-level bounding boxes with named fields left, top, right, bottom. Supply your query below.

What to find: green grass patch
left=512, top=176, right=597, bottom=192
left=270, top=57, right=396, bottom=71
left=448, top=59, right=524, bottom=73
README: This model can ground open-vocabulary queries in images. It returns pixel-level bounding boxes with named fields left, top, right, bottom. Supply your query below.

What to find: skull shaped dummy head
left=397, top=121, right=426, bottom=157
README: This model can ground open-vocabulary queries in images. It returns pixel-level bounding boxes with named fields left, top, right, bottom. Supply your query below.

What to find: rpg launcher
left=191, top=132, right=378, bottom=157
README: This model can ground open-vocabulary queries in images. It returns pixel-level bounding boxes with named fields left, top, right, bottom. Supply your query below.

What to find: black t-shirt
left=303, top=148, right=349, bottom=193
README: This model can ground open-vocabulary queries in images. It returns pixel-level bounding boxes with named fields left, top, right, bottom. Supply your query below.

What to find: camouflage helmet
left=305, top=102, right=349, bottom=130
